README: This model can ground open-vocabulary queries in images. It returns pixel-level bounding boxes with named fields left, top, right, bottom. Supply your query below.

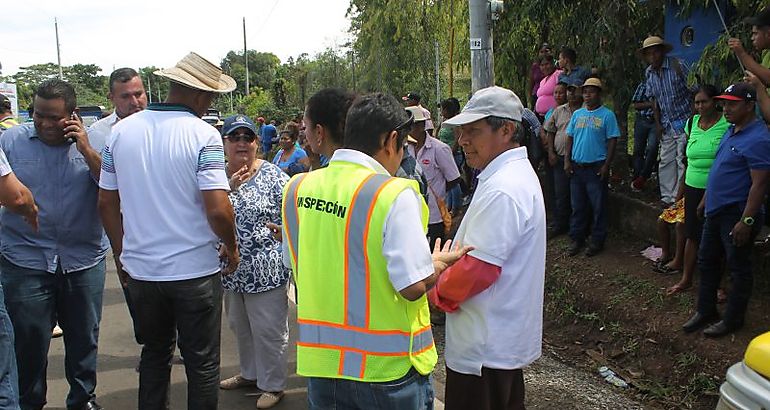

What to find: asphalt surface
left=40, top=257, right=645, bottom=409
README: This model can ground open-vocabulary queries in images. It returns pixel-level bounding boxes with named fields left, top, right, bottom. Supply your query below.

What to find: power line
left=254, top=0, right=283, bottom=36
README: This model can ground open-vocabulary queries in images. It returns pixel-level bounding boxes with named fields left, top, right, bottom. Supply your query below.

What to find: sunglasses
left=225, top=134, right=257, bottom=143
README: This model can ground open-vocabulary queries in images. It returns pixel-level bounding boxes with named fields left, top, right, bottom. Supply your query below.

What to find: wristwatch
left=742, top=216, right=755, bottom=226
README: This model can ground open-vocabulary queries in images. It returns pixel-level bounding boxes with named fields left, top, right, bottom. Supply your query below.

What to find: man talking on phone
left=0, top=79, right=108, bottom=410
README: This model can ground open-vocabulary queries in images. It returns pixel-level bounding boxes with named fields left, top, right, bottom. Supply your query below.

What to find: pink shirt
left=411, top=137, right=461, bottom=224
left=535, top=69, right=563, bottom=115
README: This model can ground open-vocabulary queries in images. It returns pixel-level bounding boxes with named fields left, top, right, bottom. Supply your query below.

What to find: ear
left=383, top=130, right=399, bottom=156
left=314, top=123, right=326, bottom=142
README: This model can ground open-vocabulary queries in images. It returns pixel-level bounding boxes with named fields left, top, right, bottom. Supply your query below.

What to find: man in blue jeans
left=0, top=79, right=108, bottom=410
left=630, top=81, right=660, bottom=192
left=682, top=83, right=770, bottom=337
left=0, top=147, right=39, bottom=410
left=564, top=78, right=620, bottom=257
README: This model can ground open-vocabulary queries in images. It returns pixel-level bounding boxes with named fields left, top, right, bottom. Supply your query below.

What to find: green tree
left=221, top=50, right=281, bottom=95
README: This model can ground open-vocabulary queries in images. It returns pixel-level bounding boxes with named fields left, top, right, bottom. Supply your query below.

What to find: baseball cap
left=747, top=8, right=770, bottom=28
left=442, top=86, right=523, bottom=126
left=402, top=92, right=421, bottom=102
left=715, top=83, right=756, bottom=102
left=222, top=114, right=258, bottom=136
left=405, top=106, right=428, bottom=122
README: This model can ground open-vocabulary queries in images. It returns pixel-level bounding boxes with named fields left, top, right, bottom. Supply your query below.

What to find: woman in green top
left=668, top=85, right=730, bottom=295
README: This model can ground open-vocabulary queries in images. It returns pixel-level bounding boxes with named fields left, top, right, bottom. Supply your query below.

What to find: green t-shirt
left=761, top=50, right=770, bottom=69
left=685, top=114, right=730, bottom=189
left=437, top=126, right=456, bottom=146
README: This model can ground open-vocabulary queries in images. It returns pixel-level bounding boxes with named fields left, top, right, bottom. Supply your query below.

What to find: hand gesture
left=219, top=245, right=240, bottom=275
left=728, top=38, right=747, bottom=56
left=431, top=238, right=473, bottom=267
left=229, top=165, right=250, bottom=191
left=266, top=222, right=283, bottom=242
left=63, top=113, right=90, bottom=153
left=744, top=70, right=763, bottom=89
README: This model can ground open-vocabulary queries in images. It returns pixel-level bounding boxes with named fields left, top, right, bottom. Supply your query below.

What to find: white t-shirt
left=0, top=148, right=12, bottom=177
left=282, top=149, right=434, bottom=291
left=445, top=147, right=546, bottom=375
left=99, top=105, right=230, bottom=281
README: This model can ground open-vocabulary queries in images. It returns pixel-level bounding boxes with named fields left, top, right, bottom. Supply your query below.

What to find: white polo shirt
left=99, top=104, right=230, bottom=281
left=445, top=147, right=546, bottom=375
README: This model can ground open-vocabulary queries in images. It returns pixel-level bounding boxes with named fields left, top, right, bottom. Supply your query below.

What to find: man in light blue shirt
left=564, top=78, right=620, bottom=257
left=0, top=79, right=108, bottom=410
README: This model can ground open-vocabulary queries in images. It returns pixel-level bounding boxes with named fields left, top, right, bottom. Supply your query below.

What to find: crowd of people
left=1, top=7, right=770, bottom=410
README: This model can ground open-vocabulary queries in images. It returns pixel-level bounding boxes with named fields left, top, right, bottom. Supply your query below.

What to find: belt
left=573, top=161, right=604, bottom=168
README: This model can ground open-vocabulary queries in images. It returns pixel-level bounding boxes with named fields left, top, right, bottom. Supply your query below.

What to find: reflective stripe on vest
left=286, top=172, right=435, bottom=379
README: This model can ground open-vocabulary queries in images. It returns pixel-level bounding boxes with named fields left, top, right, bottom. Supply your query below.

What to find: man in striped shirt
left=641, top=36, right=694, bottom=206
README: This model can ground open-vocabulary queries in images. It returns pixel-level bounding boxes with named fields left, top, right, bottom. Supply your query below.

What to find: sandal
left=653, top=262, right=680, bottom=275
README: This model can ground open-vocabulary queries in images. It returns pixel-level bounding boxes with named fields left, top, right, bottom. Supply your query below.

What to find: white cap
left=405, top=106, right=428, bottom=122
left=443, top=86, right=523, bottom=126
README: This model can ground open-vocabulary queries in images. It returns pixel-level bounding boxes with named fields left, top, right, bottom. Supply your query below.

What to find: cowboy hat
left=637, top=36, right=673, bottom=57
left=154, top=52, right=236, bottom=93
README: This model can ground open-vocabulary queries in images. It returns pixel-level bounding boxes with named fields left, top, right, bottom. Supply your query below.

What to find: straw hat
left=154, top=52, right=236, bottom=93
left=637, top=36, right=673, bottom=56
left=582, top=78, right=603, bottom=90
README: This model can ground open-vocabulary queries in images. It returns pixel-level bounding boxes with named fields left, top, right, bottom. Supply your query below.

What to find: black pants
left=128, top=273, right=223, bottom=410
left=551, top=155, right=571, bottom=232
left=697, top=205, right=762, bottom=327
left=445, top=367, right=525, bottom=410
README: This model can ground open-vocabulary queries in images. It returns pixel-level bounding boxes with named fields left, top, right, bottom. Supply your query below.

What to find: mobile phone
left=67, top=112, right=78, bottom=143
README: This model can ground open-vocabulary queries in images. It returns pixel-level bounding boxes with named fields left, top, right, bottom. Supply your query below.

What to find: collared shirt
left=566, top=105, right=621, bottom=163
left=0, top=123, right=108, bottom=273
left=99, top=103, right=230, bottom=281
left=705, top=119, right=770, bottom=216
left=557, top=65, right=590, bottom=86
left=282, top=149, right=434, bottom=291
left=445, top=147, right=546, bottom=375
left=645, top=57, right=693, bottom=133
left=416, top=136, right=461, bottom=224
left=86, top=111, right=121, bottom=142
left=543, top=103, right=579, bottom=156
left=631, top=82, right=654, bottom=119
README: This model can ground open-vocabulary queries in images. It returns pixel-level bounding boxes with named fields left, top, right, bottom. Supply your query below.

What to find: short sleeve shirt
left=445, top=147, right=546, bottom=375
left=566, top=105, right=621, bottom=163
left=99, top=103, right=230, bottom=281
left=0, top=148, right=11, bottom=176
left=685, top=115, right=729, bottom=189
left=543, top=103, right=577, bottom=156
left=705, top=119, right=770, bottom=216
left=416, top=137, right=461, bottom=224
left=272, top=146, right=308, bottom=175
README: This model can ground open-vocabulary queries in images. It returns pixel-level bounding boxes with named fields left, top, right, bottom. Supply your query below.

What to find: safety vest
left=0, top=117, right=18, bottom=132
left=282, top=160, right=437, bottom=382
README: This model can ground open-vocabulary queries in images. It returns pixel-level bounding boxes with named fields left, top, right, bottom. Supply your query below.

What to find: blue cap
left=221, top=114, right=257, bottom=136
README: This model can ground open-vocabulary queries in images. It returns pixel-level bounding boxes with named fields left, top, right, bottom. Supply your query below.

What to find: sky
left=0, top=0, right=353, bottom=76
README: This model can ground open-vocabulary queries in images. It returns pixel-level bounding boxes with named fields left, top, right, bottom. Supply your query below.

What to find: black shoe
left=703, top=320, right=742, bottom=338
left=682, top=312, right=719, bottom=333
left=585, top=243, right=604, bottom=257
left=69, top=400, right=103, bottom=410
left=568, top=241, right=584, bottom=256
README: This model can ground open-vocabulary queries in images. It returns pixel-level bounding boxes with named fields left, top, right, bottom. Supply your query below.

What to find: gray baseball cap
left=443, top=86, right=523, bottom=127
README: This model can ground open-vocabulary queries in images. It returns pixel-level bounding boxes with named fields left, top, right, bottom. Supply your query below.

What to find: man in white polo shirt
left=98, top=52, right=238, bottom=410
left=429, top=86, right=546, bottom=410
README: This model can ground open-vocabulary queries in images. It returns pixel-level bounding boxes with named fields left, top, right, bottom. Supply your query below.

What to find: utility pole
left=54, top=18, right=63, bottom=79
left=147, top=71, right=152, bottom=104
left=243, top=17, right=249, bottom=96
left=468, top=0, right=503, bottom=92
left=435, top=41, right=441, bottom=106
left=449, top=0, right=456, bottom=97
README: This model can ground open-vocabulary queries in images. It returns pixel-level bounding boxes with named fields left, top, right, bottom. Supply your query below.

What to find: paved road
left=41, top=258, right=645, bottom=409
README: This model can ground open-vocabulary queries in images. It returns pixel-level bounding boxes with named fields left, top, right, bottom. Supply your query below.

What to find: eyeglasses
left=224, top=134, right=257, bottom=143
left=394, top=112, right=415, bottom=132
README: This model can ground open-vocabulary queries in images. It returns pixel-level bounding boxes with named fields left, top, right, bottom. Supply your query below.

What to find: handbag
left=428, top=185, right=453, bottom=236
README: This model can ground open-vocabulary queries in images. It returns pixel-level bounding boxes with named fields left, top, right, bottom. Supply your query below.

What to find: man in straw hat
left=640, top=35, right=693, bottom=207
left=98, top=52, right=239, bottom=409
left=430, top=86, right=545, bottom=410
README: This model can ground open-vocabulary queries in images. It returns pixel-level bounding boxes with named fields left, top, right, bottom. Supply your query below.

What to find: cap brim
left=401, top=96, right=410, bottom=101
left=442, top=112, right=491, bottom=127
left=714, top=95, right=744, bottom=101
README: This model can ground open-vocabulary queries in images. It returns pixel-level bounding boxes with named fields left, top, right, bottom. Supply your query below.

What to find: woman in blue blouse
left=218, top=115, right=289, bottom=409
left=271, top=121, right=309, bottom=176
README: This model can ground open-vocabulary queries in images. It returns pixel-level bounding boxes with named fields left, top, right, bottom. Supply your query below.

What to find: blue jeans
left=569, top=162, right=608, bottom=246
left=307, top=368, right=434, bottom=410
left=0, top=257, right=105, bottom=410
left=0, top=276, right=19, bottom=410
left=632, top=115, right=658, bottom=179
left=697, top=205, right=762, bottom=327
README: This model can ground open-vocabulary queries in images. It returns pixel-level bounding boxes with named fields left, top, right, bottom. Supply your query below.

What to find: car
left=717, top=331, right=770, bottom=409
left=202, top=108, right=221, bottom=126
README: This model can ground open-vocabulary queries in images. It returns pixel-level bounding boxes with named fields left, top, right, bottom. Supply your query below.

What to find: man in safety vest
left=0, top=94, right=18, bottom=134
left=281, top=93, right=471, bottom=409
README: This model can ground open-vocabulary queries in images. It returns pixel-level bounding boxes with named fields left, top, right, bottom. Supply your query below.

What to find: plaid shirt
left=645, top=57, right=693, bottom=133
left=631, top=82, right=654, bottom=119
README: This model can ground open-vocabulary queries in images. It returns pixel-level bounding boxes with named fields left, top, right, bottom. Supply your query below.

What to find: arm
left=746, top=70, right=770, bottom=123
left=65, top=115, right=102, bottom=180
left=731, top=169, right=770, bottom=246
left=599, top=138, right=618, bottom=180
left=201, top=189, right=239, bottom=274
left=633, top=101, right=654, bottom=111
left=729, top=38, right=770, bottom=86
left=0, top=172, right=38, bottom=230
left=564, top=135, right=574, bottom=175
left=400, top=239, right=472, bottom=301
left=98, top=189, right=128, bottom=287
left=428, top=254, right=502, bottom=312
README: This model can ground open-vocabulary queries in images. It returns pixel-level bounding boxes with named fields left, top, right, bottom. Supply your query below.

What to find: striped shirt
left=631, top=82, right=654, bottom=119
left=645, top=57, right=693, bottom=133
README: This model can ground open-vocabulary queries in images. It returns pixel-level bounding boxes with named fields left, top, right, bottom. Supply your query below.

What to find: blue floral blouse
left=222, top=161, right=291, bottom=293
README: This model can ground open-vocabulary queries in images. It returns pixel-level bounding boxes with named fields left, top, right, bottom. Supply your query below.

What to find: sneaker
left=631, top=176, right=646, bottom=192
left=257, top=391, right=284, bottom=409
left=568, top=241, right=584, bottom=256
left=52, top=325, right=63, bottom=338
left=219, top=375, right=255, bottom=390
